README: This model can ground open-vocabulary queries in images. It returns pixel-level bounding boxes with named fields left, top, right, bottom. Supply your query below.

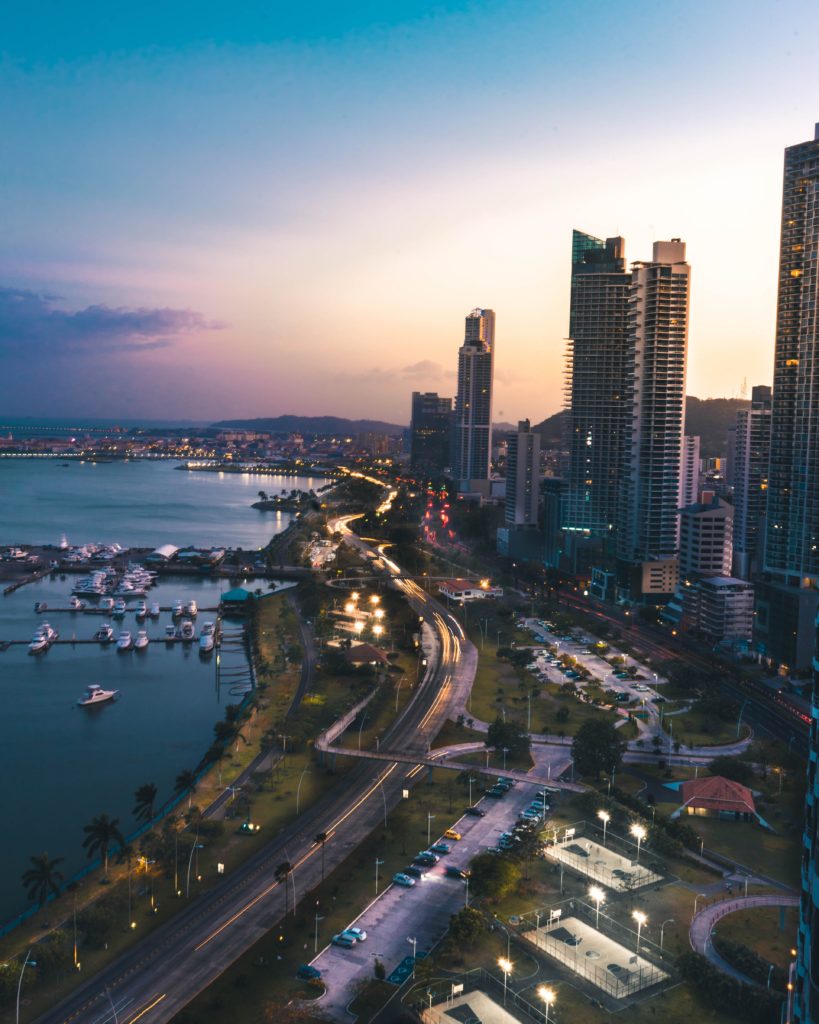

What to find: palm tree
left=21, top=852, right=65, bottom=911
left=275, top=861, right=292, bottom=917
left=314, top=832, right=328, bottom=881
left=82, top=814, right=124, bottom=878
left=174, top=770, right=198, bottom=811
left=133, top=782, right=158, bottom=823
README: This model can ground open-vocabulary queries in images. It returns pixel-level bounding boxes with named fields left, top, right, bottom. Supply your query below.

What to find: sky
left=2, top=1, right=819, bottom=425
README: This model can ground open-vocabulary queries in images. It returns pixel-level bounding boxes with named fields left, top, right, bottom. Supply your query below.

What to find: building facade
left=758, top=125, right=819, bottom=669
left=732, top=385, right=772, bottom=579
left=505, top=420, right=540, bottom=527
left=616, top=240, right=691, bottom=597
left=409, top=391, right=452, bottom=476
left=563, top=232, right=631, bottom=545
left=679, top=435, right=701, bottom=511
left=453, top=308, right=495, bottom=493
left=679, top=491, right=733, bottom=580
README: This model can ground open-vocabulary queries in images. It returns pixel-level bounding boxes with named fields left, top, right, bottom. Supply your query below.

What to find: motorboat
left=77, top=684, right=119, bottom=707
left=69, top=596, right=86, bottom=611
left=135, top=600, right=148, bottom=619
left=40, top=622, right=58, bottom=643
left=149, top=602, right=161, bottom=618
left=177, top=620, right=195, bottom=642
left=172, top=600, right=184, bottom=618
left=199, top=622, right=215, bottom=653
left=34, top=600, right=48, bottom=613
left=185, top=599, right=198, bottom=617
left=94, top=623, right=115, bottom=642
left=29, top=629, right=49, bottom=653
left=165, top=624, right=176, bottom=640
left=112, top=598, right=127, bottom=617
left=134, top=630, right=149, bottom=650
left=116, top=631, right=133, bottom=651
left=101, top=597, right=115, bottom=611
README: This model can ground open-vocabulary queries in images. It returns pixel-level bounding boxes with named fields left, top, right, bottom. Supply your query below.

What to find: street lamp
left=296, top=765, right=311, bottom=815
left=354, top=620, right=364, bottom=635
left=498, top=957, right=512, bottom=1005
left=502, top=747, right=510, bottom=771
left=374, top=608, right=384, bottom=620
left=598, top=810, right=610, bottom=847
left=16, top=950, right=36, bottom=1024
left=407, top=936, right=417, bottom=978
left=693, top=892, right=707, bottom=920
left=344, top=601, right=355, bottom=614
left=589, top=885, right=605, bottom=929
left=370, top=595, right=380, bottom=605
left=660, top=917, right=674, bottom=952
left=630, top=823, right=646, bottom=863
left=632, top=910, right=647, bottom=953
left=375, top=857, right=385, bottom=895
left=427, top=812, right=435, bottom=846
left=373, top=624, right=383, bottom=638
left=537, top=985, right=555, bottom=1024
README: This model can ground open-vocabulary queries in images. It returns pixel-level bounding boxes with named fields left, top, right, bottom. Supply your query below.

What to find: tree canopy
left=571, top=719, right=625, bottom=779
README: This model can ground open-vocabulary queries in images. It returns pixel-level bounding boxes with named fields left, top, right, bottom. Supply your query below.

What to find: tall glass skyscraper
left=453, top=308, right=495, bottom=492
left=756, top=124, right=819, bottom=671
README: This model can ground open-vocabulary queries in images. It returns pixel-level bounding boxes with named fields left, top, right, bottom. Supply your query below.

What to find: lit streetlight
left=354, top=620, right=365, bottom=635
left=537, top=985, right=555, bottom=1024
left=344, top=601, right=355, bottom=614
left=589, top=886, right=605, bottom=929
left=498, top=957, right=512, bottom=1005
left=407, top=936, right=417, bottom=978
left=374, top=608, right=384, bottom=619
left=370, top=595, right=380, bottom=606
left=633, top=909, right=647, bottom=952
left=598, top=810, right=610, bottom=846
left=373, top=624, right=383, bottom=638
left=630, top=823, right=647, bottom=863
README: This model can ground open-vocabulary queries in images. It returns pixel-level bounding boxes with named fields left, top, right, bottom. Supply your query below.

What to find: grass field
left=714, top=905, right=799, bottom=970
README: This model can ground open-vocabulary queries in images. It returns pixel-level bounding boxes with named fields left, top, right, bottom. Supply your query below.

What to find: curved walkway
left=689, top=893, right=799, bottom=982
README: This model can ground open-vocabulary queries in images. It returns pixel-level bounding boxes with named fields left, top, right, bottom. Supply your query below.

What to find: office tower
left=732, top=385, right=772, bottom=579
left=564, top=232, right=631, bottom=542
left=453, top=308, right=495, bottom=492
left=679, top=435, right=701, bottom=510
left=409, top=392, right=452, bottom=476
left=679, top=491, right=733, bottom=579
left=505, top=420, right=540, bottom=527
left=617, top=240, right=691, bottom=597
left=757, top=125, right=819, bottom=671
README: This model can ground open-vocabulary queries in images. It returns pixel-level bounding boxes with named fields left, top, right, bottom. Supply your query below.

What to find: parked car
left=430, top=842, right=451, bottom=855
left=393, top=873, right=416, bottom=887
left=444, top=829, right=462, bottom=841
left=344, top=927, right=367, bottom=942
left=413, top=852, right=439, bottom=866
left=296, top=964, right=322, bottom=980
left=464, top=806, right=486, bottom=817
left=405, top=865, right=424, bottom=878
left=332, top=933, right=356, bottom=948
left=486, top=786, right=506, bottom=798
left=445, top=865, right=470, bottom=879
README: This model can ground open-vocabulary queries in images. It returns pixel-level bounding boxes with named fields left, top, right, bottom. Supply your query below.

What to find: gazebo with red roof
left=673, top=775, right=761, bottom=824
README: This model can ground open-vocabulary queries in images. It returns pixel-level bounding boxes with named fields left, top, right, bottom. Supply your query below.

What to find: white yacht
left=177, top=619, right=195, bottom=642
left=134, top=630, right=149, bottom=650
left=172, top=600, right=184, bottom=618
left=29, top=629, right=49, bottom=654
left=100, top=597, right=115, bottom=612
left=77, top=684, right=119, bottom=707
left=94, top=623, right=115, bottom=642
left=185, top=599, right=198, bottom=617
left=135, top=600, right=148, bottom=619
left=112, top=598, right=127, bottom=617
left=199, top=622, right=215, bottom=653
left=69, top=595, right=86, bottom=611
left=149, top=602, right=161, bottom=618
left=116, top=630, right=133, bottom=651
left=165, top=624, right=176, bottom=640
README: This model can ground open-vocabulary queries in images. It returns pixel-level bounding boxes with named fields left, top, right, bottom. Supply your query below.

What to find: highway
left=34, top=515, right=476, bottom=1024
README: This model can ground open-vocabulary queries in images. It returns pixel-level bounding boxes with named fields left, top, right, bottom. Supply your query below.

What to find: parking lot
left=312, top=779, right=552, bottom=1020
left=528, top=915, right=668, bottom=998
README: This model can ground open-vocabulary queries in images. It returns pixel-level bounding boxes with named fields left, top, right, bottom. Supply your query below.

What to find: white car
left=343, top=927, right=367, bottom=942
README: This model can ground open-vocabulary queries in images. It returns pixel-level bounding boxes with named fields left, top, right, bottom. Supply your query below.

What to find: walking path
left=689, top=893, right=799, bottom=982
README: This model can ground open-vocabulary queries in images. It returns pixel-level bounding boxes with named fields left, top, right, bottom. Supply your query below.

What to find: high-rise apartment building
left=453, top=308, right=495, bottom=493
left=679, top=435, right=701, bottom=511
left=757, top=125, right=819, bottom=670
left=505, top=420, right=540, bottom=527
left=732, top=384, right=772, bottom=579
left=563, top=232, right=631, bottom=542
left=409, top=392, right=452, bottom=476
left=616, top=240, right=691, bottom=596
left=679, top=491, right=733, bottom=579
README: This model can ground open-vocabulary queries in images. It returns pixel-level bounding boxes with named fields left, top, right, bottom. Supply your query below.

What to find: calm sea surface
left=0, top=460, right=323, bottom=925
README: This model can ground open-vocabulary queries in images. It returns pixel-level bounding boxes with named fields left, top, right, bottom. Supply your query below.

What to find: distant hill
left=533, top=396, right=750, bottom=457
left=209, top=415, right=405, bottom=437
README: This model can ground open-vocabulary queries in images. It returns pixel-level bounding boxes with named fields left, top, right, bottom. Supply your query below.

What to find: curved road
left=34, top=514, right=476, bottom=1024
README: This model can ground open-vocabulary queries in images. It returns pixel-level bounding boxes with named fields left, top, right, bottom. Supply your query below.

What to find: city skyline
left=2, top=3, right=819, bottom=420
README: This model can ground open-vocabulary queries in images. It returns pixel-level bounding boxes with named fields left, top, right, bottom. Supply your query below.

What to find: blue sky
left=2, top=1, right=819, bottom=421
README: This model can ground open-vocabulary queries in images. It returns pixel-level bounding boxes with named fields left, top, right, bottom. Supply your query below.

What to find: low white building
left=438, top=578, right=503, bottom=602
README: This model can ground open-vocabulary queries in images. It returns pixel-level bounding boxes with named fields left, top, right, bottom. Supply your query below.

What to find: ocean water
left=0, top=460, right=321, bottom=925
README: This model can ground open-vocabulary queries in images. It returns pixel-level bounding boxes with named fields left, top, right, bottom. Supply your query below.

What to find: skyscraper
left=757, top=125, right=819, bottom=670
left=564, top=232, right=631, bottom=543
left=409, top=392, right=452, bottom=476
left=505, top=420, right=540, bottom=527
left=679, top=435, right=701, bottom=511
left=617, top=240, right=691, bottom=597
left=732, top=384, right=772, bottom=579
left=453, top=308, right=495, bottom=493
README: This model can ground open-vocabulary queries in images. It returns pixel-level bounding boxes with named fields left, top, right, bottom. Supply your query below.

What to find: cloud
left=0, top=287, right=224, bottom=355
left=326, top=359, right=455, bottom=387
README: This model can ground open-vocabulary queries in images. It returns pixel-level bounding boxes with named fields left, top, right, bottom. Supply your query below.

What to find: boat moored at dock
left=77, top=684, right=119, bottom=707
left=116, top=630, right=133, bottom=651
left=94, top=623, right=115, bottom=642
left=134, top=630, right=149, bottom=650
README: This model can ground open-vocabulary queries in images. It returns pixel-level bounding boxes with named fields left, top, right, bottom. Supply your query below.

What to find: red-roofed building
left=341, top=644, right=390, bottom=666
left=674, top=775, right=760, bottom=824
left=438, top=578, right=504, bottom=602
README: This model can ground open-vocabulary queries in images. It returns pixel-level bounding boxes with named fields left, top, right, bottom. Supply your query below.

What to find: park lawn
left=536, top=682, right=619, bottom=738
left=175, top=767, right=484, bottom=1024
left=661, top=710, right=751, bottom=748
left=714, top=905, right=799, bottom=970
left=693, top=818, right=801, bottom=886
left=432, top=718, right=486, bottom=748
left=465, top=649, right=527, bottom=725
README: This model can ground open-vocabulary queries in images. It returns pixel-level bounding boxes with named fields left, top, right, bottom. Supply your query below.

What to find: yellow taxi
left=443, top=828, right=462, bottom=841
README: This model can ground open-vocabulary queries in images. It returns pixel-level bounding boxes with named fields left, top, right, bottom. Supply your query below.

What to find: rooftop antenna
left=740, top=376, right=748, bottom=400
